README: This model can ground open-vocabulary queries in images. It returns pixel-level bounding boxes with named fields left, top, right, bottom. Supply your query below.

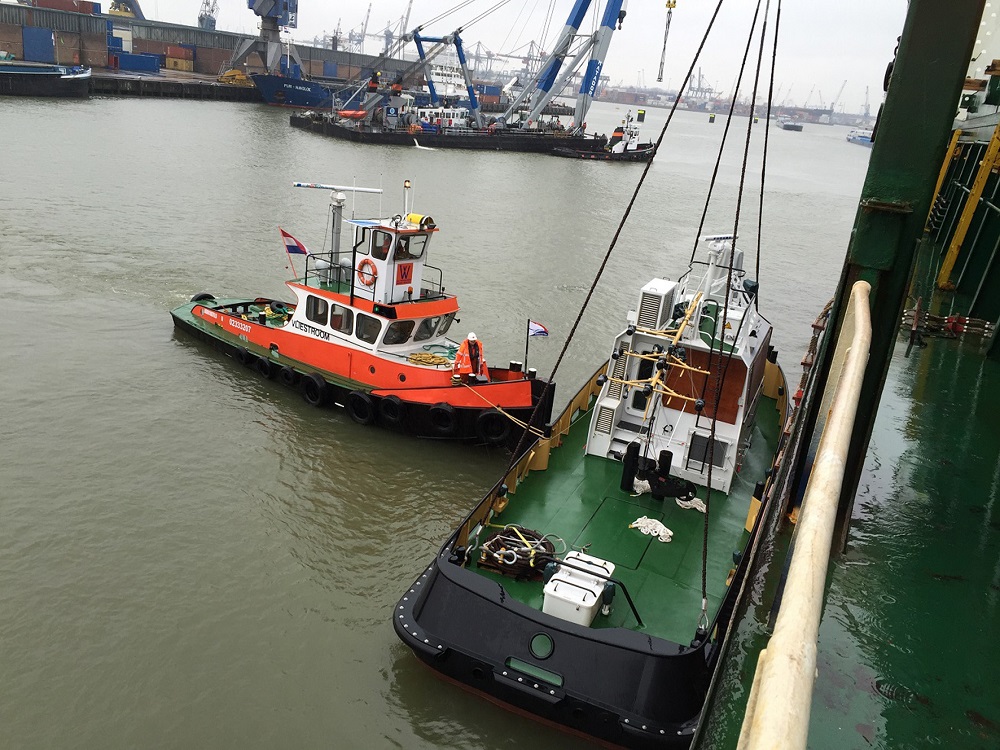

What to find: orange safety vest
left=453, top=339, right=488, bottom=377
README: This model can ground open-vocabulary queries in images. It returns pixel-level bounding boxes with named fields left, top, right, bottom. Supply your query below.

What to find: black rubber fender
left=301, top=372, right=328, bottom=407
left=255, top=357, right=277, bottom=379
left=428, top=402, right=457, bottom=436
left=378, top=395, right=406, bottom=428
left=235, top=346, right=255, bottom=366
left=278, top=365, right=298, bottom=387
left=346, top=390, right=376, bottom=425
left=190, top=292, right=215, bottom=302
left=475, top=408, right=510, bottom=446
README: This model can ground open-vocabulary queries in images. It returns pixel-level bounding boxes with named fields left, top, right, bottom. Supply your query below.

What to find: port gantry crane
left=197, top=0, right=219, bottom=31
left=229, top=0, right=301, bottom=75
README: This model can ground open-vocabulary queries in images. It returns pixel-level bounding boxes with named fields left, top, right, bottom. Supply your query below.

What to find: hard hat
left=467, top=332, right=477, bottom=341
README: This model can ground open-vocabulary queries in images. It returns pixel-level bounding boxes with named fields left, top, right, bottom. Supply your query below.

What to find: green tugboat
left=396, top=0, right=1000, bottom=747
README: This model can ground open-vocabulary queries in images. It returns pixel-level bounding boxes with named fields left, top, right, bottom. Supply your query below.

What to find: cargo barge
left=290, top=112, right=608, bottom=153
left=0, top=59, right=90, bottom=97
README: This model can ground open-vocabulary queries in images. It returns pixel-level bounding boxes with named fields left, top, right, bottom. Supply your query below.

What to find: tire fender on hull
left=278, top=365, right=299, bottom=387
left=347, top=390, right=376, bottom=425
left=235, top=346, right=255, bottom=366
left=378, top=394, right=406, bottom=428
left=428, top=402, right=458, bottom=436
left=255, top=357, right=277, bottom=379
left=475, top=408, right=510, bottom=446
left=301, top=372, right=329, bottom=407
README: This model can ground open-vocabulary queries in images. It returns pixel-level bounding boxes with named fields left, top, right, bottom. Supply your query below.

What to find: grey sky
left=149, top=1, right=909, bottom=113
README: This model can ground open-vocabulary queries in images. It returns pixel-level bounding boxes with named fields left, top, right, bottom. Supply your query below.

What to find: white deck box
left=541, top=552, right=616, bottom=627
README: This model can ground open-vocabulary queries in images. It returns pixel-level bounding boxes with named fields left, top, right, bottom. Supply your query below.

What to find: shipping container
left=482, top=85, right=501, bottom=97
left=179, top=43, right=196, bottom=60
left=165, top=45, right=193, bottom=61
left=22, top=26, right=55, bottom=63
left=111, top=27, right=131, bottom=53
left=165, top=57, right=193, bottom=72
left=107, top=35, right=122, bottom=50
left=478, top=94, right=501, bottom=105
left=322, top=60, right=338, bottom=78
left=33, top=0, right=93, bottom=14
left=117, top=52, right=159, bottom=72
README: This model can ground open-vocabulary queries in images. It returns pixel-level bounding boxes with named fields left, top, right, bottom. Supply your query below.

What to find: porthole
left=529, top=632, right=554, bottom=660
left=398, top=373, right=406, bottom=382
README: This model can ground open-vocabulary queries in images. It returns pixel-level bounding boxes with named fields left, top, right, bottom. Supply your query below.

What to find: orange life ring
left=357, top=258, right=377, bottom=286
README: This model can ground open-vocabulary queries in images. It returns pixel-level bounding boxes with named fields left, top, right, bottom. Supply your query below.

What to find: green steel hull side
left=170, top=299, right=365, bottom=391
left=805, top=333, right=1000, bottom=746
left=475, top=395, right=782, bottom=645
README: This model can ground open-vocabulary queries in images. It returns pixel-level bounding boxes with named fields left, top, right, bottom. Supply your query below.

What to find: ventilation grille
left=607, top=352, right=628, bottom=400
left=637, top=293, right=661, bottom=329
left=658, top=289, right=677, bottom=327
left=594, top=405, right=615, bottom=434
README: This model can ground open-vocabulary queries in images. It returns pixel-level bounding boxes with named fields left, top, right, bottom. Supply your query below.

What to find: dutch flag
left=528, top=320, right=549, bottom=337
left=280, top=228, right=310, bottom=255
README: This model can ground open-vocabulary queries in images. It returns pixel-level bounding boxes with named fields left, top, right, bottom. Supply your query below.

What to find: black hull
left=171, top=313, right=553, bottom=450
left=394, top=467, right=775, bottom=748
left=290, top=114, right=608, bottom=154
left=0, top=72, right=89, bottom=98
left=395, top=552, right=711, bottom=749
left=552, top=145, right=655, bottom=162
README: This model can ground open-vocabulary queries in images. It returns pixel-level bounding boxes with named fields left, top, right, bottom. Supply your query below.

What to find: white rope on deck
left=629, top=516, right=673, bottom=543
left=676, top=497, right=707, bottom=513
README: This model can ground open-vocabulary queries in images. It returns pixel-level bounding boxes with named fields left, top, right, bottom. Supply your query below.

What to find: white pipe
left=738, top=280, right=872, bottom=750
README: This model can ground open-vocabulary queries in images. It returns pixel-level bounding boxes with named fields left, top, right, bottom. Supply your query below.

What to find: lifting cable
left=691, top=0, right=775, bottom=632
left=501, top=0, right=731, bottom=474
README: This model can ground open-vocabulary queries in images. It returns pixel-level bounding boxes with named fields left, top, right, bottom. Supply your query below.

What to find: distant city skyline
left=149, top=1, right=915, bottom=114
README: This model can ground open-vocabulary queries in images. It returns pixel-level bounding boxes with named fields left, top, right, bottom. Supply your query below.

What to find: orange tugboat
left=171, top=181, right=553, bottom=445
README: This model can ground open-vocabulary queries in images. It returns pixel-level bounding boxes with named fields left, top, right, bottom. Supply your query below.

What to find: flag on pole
left=528, top=320, right=549, bottom=337
left=279, top=228, right=310, bottom=255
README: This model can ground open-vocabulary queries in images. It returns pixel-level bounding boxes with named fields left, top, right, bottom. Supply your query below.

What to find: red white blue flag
left=279, top=228, right=310, bottom=255
left=528, top=320, right=549, bottom=337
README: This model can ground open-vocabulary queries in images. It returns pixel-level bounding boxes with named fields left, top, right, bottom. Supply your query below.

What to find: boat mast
left=574, top=0, right=628, bottom=132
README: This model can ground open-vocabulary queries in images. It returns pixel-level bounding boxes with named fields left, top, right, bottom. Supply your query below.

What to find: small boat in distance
left=846, top=128, right=874, bottom=147
left=0, top=60, right=91, bottom=98
left=777, top=116, right=803, bottom=131
left=394, top=234, right=789, bottom=746
left=552, top=110, right=656, bottom=162
left=171, top=181, right=553, bottom=446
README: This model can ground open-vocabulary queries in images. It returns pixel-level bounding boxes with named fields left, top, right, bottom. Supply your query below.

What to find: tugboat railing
left=737, top=281, right=872, bottom=750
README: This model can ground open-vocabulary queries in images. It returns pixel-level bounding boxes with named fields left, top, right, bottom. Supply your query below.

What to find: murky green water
left=1, top=97, right=870, bottom=748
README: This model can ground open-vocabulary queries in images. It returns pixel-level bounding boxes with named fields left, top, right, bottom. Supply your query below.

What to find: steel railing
left=737, top=280, right=872, bottom=750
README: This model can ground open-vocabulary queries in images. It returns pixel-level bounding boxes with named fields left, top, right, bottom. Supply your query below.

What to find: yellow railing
left=737, top=281, right=872, bottom=750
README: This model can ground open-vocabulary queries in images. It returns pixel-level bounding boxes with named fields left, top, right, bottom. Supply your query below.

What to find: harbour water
left=1, top=98, right=870, bottom=748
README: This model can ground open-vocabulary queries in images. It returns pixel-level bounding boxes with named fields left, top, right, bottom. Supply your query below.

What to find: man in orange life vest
left=452, top=332, right=488, bottom=383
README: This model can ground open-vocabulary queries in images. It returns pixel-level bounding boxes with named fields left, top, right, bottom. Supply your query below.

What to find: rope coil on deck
left=406, top=351, right=451, bottom=366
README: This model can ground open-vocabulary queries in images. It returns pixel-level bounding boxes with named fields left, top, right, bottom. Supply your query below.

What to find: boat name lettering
left=202, top=309, right=218, bottom=320
left=228, top=318, right=252, bottom=334
left=292, top=319, right=331, bottom=341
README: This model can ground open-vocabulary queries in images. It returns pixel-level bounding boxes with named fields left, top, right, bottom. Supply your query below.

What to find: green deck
left=474, top=397, right=782, bottom=644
